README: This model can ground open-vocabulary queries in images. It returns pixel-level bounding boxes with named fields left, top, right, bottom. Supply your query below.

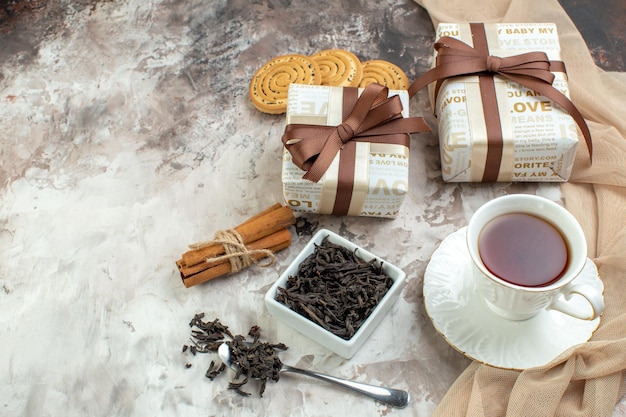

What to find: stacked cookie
left=249, top=49, right=409, bottom=114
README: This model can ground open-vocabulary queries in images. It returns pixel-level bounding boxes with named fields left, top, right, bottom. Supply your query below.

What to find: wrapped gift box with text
left=281, top=84, right=416, bottom=218
left=431, top=23, right=580, bottom=182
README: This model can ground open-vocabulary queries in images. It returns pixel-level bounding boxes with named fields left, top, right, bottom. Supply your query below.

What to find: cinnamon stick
left=181, top=205, right=295, bottom=268
left=181, top=236, right=292, bottom=288
left=178, top=228, right=292, bottom=278
left=176, top=203, right=296, bottom=288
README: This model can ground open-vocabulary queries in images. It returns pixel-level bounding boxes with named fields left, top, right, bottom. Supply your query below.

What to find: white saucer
left=423, top=227, right=603, bottom=370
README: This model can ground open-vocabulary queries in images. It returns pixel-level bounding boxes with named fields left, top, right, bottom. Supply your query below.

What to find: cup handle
left=549, top=283, right=604, bottom=320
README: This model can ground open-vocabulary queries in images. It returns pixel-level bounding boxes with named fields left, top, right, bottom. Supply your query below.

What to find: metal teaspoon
left=217, top=342, right=410, bottom=408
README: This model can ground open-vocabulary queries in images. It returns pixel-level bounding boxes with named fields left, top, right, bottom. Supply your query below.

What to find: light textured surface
left=1, top=1, right=621, bottom=416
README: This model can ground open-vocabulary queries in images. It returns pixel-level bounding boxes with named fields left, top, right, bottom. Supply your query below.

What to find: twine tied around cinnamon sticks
left=176, top=204, right=296, bottom=288
left=188, top=228, right=276, bottom=271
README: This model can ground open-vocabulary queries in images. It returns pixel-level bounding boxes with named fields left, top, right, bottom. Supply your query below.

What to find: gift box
left=281, top=83, right=429, bottom=218
left=417, top=23, right=591, bottom=182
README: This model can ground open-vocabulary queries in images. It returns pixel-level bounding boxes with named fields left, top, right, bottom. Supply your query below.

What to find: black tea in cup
left=478, top=213, right=568, bottom=287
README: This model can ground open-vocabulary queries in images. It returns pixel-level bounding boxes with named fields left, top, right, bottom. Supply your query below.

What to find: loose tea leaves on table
left=275, top=237, right=393, bottom=340
left=187, top=313, right=234, bottom=353
left=183, top=313, right=288, bottom=397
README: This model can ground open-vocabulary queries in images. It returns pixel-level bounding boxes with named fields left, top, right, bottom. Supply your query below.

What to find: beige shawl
left=413, top=0, right=626, bottom=415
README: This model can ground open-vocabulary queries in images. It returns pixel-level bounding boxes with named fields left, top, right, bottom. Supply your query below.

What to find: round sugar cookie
left=309, top=49, right=363, bottom=87
left=359, top=60, right=409, bottom=90
left=249, top=54, right=321, bottom=114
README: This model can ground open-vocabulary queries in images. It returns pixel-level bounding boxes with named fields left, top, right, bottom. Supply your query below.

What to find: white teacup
left=466, top=194, right=604, bottom=321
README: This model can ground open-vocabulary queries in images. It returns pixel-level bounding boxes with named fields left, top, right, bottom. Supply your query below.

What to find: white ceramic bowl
left=264, top=229, right=406, bottom=359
